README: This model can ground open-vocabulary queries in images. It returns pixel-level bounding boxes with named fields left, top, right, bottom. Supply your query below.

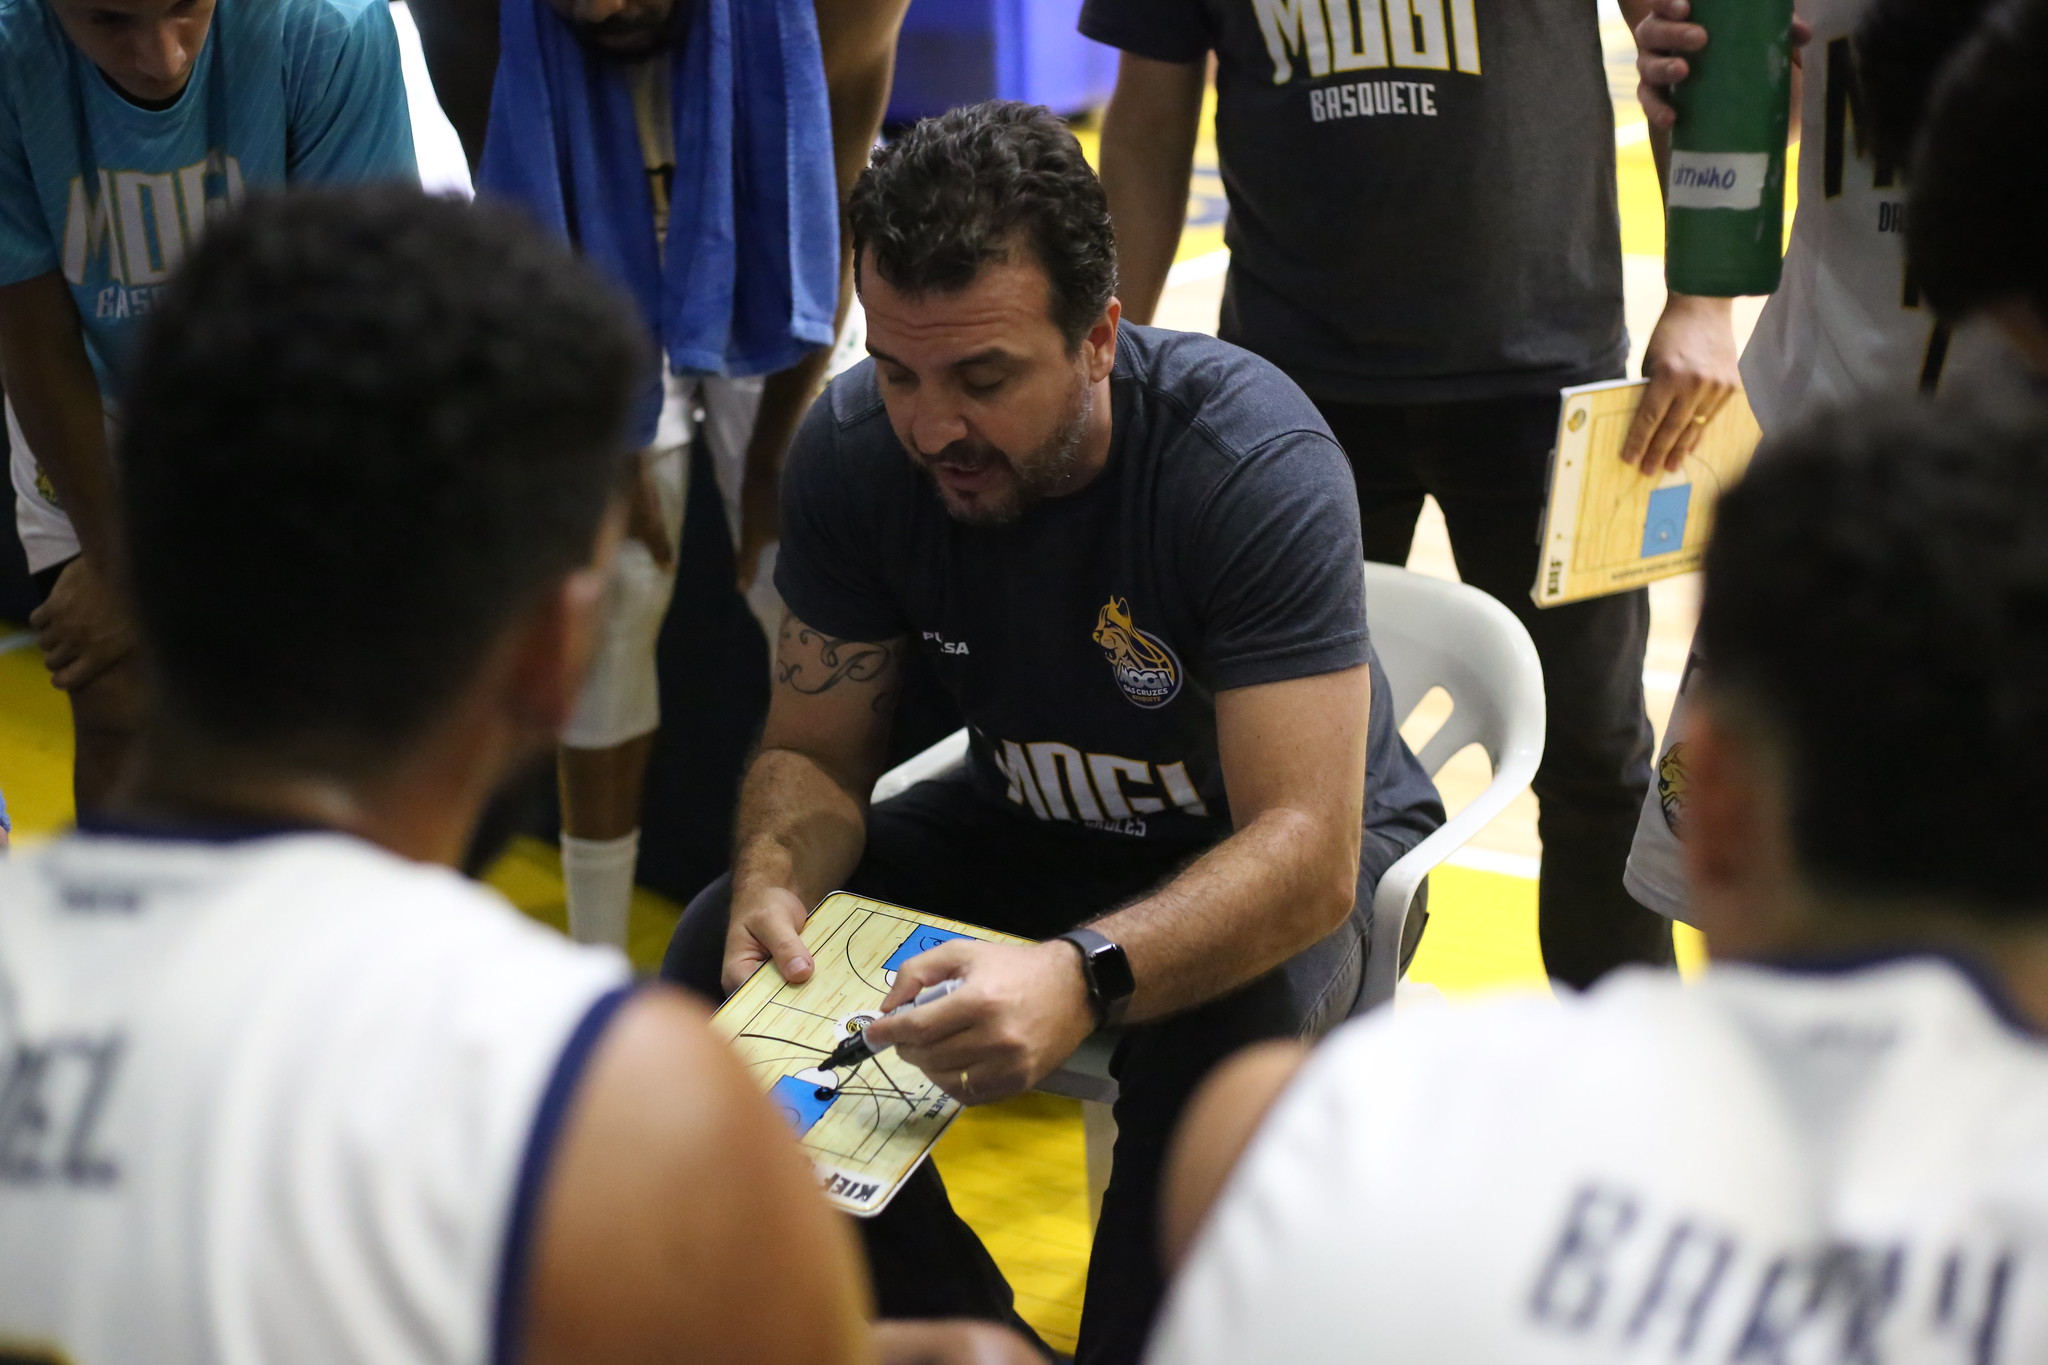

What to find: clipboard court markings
left=1534, top=378, right=1762, bottom=607
left=711, top=892, right=1029, bottom=1215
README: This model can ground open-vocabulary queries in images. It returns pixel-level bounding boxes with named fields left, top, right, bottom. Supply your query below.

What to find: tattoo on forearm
left=776, top=618, right=896, bottom=695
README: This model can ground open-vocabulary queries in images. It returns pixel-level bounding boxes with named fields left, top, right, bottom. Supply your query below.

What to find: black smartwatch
left=1057, top=927, right=1135, bottom=1028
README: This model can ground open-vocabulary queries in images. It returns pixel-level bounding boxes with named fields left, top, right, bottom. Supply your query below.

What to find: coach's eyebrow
left=866, top=346, right=1019, bottom=370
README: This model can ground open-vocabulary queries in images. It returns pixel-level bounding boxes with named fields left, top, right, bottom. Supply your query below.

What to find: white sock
left=561, top=830, right=638, bottom=949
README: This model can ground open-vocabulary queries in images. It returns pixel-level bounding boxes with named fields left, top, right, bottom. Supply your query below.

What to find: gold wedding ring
left=958, top=1070, right=972, bottom=1098
left=1692, top=412, right=1710, bottom=426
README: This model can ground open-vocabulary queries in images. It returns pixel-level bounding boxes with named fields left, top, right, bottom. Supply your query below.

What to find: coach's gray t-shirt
left=1080, top=0, right=1627, bottom=404
left=776, top=324, right=1443, bottom=853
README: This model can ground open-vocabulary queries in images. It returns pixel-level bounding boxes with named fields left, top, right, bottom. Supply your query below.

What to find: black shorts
left=29, top=554, right=73, bottom=611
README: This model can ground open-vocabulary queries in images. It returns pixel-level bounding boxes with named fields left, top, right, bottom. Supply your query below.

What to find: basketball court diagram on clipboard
left=709, top=892, right=1029, bottom=1216
left=1534, top=378, right=1762, bottom=607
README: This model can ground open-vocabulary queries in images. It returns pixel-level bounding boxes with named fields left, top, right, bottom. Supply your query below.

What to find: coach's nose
left=906, top=395, right=968, bottom=458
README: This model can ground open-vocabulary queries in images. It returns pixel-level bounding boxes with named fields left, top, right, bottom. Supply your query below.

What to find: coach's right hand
left=724, top=882, right=816, bottom=993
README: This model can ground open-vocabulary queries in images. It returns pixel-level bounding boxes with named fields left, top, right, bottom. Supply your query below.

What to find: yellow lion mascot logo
left=1657, top=742, right=1689, bottom=836
left=1093, top=597, right=1180, bottom=707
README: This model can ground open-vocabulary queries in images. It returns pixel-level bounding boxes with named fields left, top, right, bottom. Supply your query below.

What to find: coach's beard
left=918, top=384, right=1092, bottom=527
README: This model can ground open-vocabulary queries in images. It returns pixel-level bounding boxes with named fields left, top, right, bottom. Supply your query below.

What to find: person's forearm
left=1664, top=291, right=1734, bottom=324
left=815, top=0, right=912, bottom=332
left=1089, top=807, right=1360, bottom=1020
left=1786, top=54, right=1802, bottom=145
left=730, top=747, right=868, bottom=909
left=0, top=275, right=119, bottom=559
left=1098, top=63, right=1203, bottom=326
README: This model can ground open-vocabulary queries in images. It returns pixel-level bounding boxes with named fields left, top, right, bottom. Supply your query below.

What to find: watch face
left=1091, top=941, right=1136, bottom=1003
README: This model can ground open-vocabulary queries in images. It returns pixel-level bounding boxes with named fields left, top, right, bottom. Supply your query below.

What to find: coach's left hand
left=862, top=939, right=1096, bottom=1105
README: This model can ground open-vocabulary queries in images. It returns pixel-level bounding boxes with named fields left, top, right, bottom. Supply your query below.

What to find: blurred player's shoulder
left=1157, top=960, right=2048, bottom=1363
left=0, top=828, right=632, bottom=1364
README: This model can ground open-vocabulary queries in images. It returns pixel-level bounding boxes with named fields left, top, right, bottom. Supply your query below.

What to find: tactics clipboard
left=1533, top=378, right=1762, bottom=608
left=709, top=892, right=1028, bottom=1216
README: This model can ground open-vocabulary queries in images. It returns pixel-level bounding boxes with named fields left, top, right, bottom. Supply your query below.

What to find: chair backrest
left=1364, top=561, right=1546, bottom=780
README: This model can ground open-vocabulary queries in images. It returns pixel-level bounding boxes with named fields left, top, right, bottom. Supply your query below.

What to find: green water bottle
left=1664, top=0, right=1794, bottom=296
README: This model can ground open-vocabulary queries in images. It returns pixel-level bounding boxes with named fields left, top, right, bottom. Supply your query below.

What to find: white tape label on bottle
left=1668, top=150, right=1771, bottom=210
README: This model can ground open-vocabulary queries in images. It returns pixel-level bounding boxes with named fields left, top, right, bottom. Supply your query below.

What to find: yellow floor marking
left=0, top=624, right=73, bottom=838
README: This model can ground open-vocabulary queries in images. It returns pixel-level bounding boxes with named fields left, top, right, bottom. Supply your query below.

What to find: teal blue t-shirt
left=0, top=0, right=416, bottom=394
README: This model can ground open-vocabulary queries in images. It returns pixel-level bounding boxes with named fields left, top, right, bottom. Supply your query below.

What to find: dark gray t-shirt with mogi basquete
left=775, top=324, right=1443, bottom=856
left=1079, top=0, right=1627, bottom=404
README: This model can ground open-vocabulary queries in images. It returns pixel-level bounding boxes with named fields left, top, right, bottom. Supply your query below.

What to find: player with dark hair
left=1851, top=0, right=2004, bottom=173
left=0, top=187, right=1028, bottom=1365
left=660, top=100, right=1444, bottom=1363
left=1855, top=0, right=2048, bottom=371
left=0, top=0, right=419, bottom=812
left=1147, top=395, right=2048, bottom=1361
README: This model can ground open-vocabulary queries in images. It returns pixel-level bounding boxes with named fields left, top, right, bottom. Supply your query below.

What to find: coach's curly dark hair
left=120, top=187, right=650, bottom=771
left=847, top=101, right=1117, bottom=347
left=1698, top=398, right=2048, bottom=915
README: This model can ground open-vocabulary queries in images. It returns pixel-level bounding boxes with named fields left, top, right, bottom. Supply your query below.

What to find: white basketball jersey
left=1739, top=0, right=2028, bottom=434
left=1152, top=957, right=2048, bottom=1364
left=0, top=830, right=631, bottom=1365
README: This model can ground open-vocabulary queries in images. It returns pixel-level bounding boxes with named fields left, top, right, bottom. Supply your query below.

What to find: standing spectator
left=471, top=0, right=840, bottom=945
left=0, top=0, right=417, bottom=812
left=1088, top=0, right=1669, bottom=987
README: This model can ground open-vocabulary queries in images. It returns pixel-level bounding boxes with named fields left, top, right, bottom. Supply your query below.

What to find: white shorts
left=561, top=437, right=688, bottom=751
left=693, top=373, right=784, bottom=645
left=1623, top=644, right=1704, bottom=925
left=9, top=397, right=86, bottom=574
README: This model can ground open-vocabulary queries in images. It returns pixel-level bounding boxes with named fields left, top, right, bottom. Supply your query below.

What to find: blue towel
left=477, top=0, right=838, bottom=444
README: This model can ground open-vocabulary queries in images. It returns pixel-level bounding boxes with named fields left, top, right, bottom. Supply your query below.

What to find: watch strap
left=1058, top=927, right=1133, bottom=1028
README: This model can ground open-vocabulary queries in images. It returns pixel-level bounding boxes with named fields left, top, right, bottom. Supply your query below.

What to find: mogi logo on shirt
left=1092, top=597, right=1182, bottom=708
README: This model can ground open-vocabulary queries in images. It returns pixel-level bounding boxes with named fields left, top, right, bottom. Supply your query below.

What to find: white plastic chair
left=868, top=561, right=1546, bottom=1221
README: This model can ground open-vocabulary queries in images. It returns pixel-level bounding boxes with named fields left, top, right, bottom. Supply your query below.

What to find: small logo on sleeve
left=1657, top=742, right=1689, bottom=836
left=1092, top=597, right=1182, bottom=709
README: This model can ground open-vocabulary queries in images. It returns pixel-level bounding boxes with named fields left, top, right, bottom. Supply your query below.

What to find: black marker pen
left=819, top=978, right=963, bottom=1072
